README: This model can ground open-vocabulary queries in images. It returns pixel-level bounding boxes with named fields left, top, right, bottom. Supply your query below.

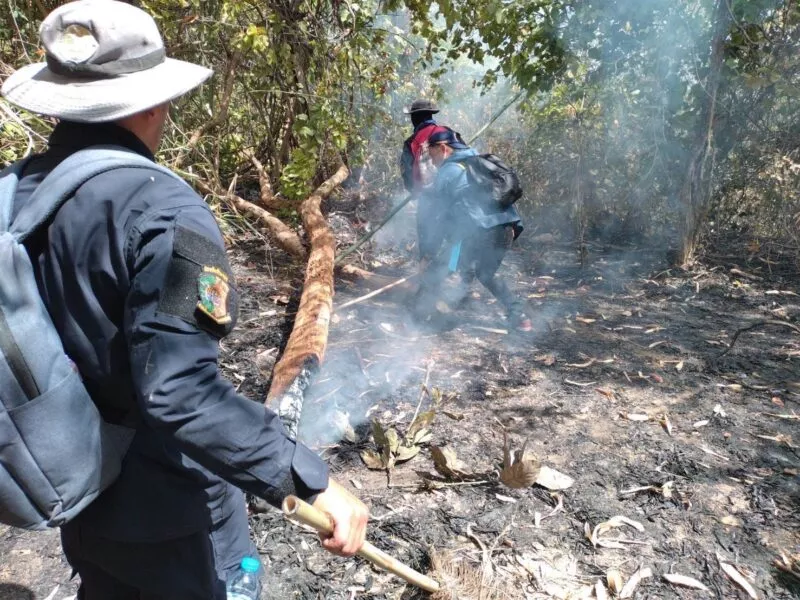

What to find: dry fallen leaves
left=763, top=411, right=800, bottom=421
left=606, top=569, right=623, bottom=595
left=754, top=432, right=796, bottom=448
left=536, top=466, right=575, bottom=491
left=360, top=448, right=385, bottom=470
left=360, top=419, right=427, bottom=471
left=586, top=516, right=645, bottom=550
left=773, top=552, right=800, bottom=582
left=619, top=481, right=674, bottom=500
left=719, top=557, right=759, bottom=599
left=430, top=445, right=472, bottom=480
left=660, top=414, right=673, bottom=436
left=619, top=567, right=652, bottom=598
left=622, top=412, right=651, bottom=422
left=663, top=573, right=709, bottom=592
left=499, top=432, right=541, bottom=489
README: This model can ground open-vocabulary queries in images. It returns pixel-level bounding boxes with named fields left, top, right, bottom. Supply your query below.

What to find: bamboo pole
left=333, top=194, right=413, bottom=265
left=282, top=496, right=441, bottom=593
left=464, top=89, right=525, bottom=146
left=335, top=273, right=418, bottom=311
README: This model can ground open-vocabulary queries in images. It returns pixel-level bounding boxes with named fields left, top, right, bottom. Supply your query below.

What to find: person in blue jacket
left=415, top=129, right=532, bottom=332
left=1, top=2, right=368, bottom=598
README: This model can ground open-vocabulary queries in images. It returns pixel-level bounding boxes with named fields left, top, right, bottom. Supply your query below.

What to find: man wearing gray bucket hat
left=2, top=1, right=367, bottom=598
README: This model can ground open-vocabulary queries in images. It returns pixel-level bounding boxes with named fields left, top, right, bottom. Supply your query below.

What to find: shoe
left=511, top=312, right=533, bottom=332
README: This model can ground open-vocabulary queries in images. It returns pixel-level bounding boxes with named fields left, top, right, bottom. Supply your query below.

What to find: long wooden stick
left=282, top=496, right=441, bottom=593
left=333, top=194, right=413, bottom=266
left=465, top=88, right=525, bottom=146
left=335, top=273, right=418, bottom=311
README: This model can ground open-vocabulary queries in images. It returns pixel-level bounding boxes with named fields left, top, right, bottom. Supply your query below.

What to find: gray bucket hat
left=403, top=99, right=440, bottom=115
left=1, top=0, right=213, bottom=123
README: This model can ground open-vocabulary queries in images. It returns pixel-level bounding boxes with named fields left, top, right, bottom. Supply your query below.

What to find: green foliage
left=1, top=0, right=798, bottom=257
left=393, top=0, right=568, bottom=92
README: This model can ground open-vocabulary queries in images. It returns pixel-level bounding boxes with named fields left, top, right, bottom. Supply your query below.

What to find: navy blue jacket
left=417, top=147, right=523, bottom=260
left=12, top=122, right=328, bottom=542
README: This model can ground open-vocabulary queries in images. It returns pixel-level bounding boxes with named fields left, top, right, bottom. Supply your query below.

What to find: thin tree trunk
left=173, top=52, right=240, bottom=171
left=677, top=0, right=730, bottom=265
left=266, top=165, right=349, bottom=435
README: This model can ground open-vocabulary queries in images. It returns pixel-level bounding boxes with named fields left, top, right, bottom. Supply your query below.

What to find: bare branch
left=173, top=52, right=241, bottom=170
left=195, top=179, right=307, bottom=260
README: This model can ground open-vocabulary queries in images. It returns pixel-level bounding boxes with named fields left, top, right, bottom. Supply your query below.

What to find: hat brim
left=403, top=107, right=440, bottom=115
left=2, top=58, right=212, bottom=123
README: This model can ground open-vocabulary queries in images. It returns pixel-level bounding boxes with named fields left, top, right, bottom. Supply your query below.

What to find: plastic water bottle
left=226, top=556, right=261, bottom=600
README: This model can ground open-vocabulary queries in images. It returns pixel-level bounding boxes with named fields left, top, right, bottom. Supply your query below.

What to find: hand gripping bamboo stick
left=282, top=496, right=440, bottom=593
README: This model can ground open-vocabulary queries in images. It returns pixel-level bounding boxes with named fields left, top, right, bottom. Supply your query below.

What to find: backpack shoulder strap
left=9, top=145, right=187, bottom=243
left=0, top=158, right=36, bottom=233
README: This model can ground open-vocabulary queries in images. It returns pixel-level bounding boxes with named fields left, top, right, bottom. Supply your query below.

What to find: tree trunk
left=266, top=165, right=349, bottom=435
left=676, top=0, right=731, bottom=265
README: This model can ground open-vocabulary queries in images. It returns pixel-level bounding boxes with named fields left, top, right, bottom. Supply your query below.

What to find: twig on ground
left=410, top=358, right=433, bottom=427
left=336, top=274, right=418, bottom=310
left=717, top=320, right=800, bottom=357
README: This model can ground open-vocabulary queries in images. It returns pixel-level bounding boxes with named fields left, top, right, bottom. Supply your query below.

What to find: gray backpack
left=0, top=147, right=184, bottom=529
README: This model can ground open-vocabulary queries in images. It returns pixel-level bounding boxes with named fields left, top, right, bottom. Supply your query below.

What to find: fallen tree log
left=267, top=165, right=349, bottom=437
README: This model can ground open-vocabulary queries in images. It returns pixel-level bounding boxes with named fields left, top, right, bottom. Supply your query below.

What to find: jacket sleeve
left=123, top=193, right=328, bottom=508
left=416, top=162, right=468, bottom=259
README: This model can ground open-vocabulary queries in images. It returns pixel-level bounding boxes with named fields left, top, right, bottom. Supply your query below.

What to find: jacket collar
left=443, top=147, right=476, bottom=165
left=48, top=121, right=155, bottom=161
left=413, top=119, right=437, bottom=133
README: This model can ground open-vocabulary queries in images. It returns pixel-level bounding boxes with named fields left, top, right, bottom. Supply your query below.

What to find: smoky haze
left=296, top=0, right=763, bottom=444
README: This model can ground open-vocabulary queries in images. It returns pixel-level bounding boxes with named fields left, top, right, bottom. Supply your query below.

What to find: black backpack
left=455, top=154, right=523, bottom=209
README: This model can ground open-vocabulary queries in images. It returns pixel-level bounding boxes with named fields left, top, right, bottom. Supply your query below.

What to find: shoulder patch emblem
left=197, top=266, right=232, bottom=324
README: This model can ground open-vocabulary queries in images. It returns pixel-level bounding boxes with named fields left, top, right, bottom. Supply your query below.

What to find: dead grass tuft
left=429, top=551, right=512, bottom=600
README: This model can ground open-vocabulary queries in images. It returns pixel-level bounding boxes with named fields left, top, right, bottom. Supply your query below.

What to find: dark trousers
left=415, top=225, right=523, bottom=318
left=61, top=498, right=255, bottom=600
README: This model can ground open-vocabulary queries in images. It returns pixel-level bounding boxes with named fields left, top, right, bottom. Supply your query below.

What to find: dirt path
left=2, top=234, right=798, bottom=599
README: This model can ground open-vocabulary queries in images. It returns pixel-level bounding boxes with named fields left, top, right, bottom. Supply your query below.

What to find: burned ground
left=1, top=229, right=798, bottom=600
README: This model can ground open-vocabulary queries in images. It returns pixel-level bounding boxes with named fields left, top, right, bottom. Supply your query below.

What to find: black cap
left=428, top=128, right=468, bottom=149
left=403, top=99, right=440, bottom=115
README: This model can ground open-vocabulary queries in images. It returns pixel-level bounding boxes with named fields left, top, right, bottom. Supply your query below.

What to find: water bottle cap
left=240, top=557, right=260, bottom=573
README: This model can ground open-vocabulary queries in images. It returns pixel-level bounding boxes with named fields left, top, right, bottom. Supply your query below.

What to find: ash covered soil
left=2, top=224, right=799, bottom=600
